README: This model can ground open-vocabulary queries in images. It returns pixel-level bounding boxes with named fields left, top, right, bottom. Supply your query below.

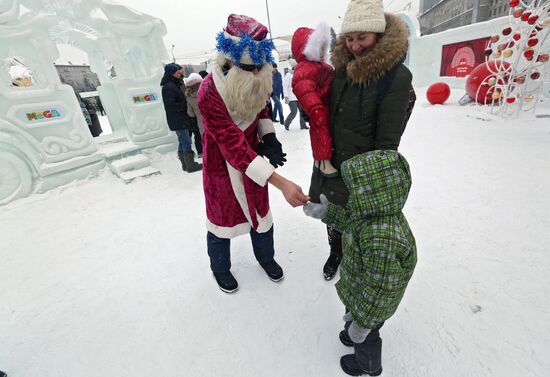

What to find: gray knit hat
left=340, top=0, right=386, bottom=34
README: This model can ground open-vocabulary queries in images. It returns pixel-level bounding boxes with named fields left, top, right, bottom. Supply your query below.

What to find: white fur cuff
left=257, top=119, right=276, bottom=138
left=246, top=155, right=275, bottom=186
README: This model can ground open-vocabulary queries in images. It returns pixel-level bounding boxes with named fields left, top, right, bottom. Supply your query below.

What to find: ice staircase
left=97, top=135, right=161, bottom=183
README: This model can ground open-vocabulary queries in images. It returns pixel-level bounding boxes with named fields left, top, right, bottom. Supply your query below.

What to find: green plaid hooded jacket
left=322, top=150, right=417, bottom=329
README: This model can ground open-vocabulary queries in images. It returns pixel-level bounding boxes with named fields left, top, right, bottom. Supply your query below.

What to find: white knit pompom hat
left=184, top=72, right=203, bottom=87
left=340, top=0, right=386, bottom=34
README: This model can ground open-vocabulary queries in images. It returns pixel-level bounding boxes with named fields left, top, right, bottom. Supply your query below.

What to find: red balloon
left=426, top=82, right=451, bottom=105
left=466, top=61, right=511, bottom=104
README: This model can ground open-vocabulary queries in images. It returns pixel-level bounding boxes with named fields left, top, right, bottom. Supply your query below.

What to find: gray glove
left=303, top=194, right=329, bottom=219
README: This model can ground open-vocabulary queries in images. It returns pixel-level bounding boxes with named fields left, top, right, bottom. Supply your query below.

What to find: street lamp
left=171, top=44, right=176, bottom=63
left=265, top=0, right=273, bottom=40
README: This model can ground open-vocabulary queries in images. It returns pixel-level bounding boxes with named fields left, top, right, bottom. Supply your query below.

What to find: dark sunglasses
left=238, top=63, right=264, bottom=72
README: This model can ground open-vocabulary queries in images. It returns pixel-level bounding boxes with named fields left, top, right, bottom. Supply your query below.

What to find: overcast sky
left=56, top=0, right=418, bottom=64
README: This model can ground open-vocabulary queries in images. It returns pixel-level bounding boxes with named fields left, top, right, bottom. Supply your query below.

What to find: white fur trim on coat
left=303, top=23, right=331, bottom=63
left=215, top=162, right=274, bottom=238
left=206, top=210, right=273, bottom=238
left=245, top=155, right=275, bottom=187
left=257, top=118, right=275, bottom=138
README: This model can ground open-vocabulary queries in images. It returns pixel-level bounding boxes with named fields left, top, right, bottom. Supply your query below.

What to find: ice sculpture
left=0, top=0, right=176, bottom=205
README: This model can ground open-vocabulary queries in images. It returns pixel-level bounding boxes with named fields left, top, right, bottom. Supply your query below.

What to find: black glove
left=255, top=133, right=287, bottom=168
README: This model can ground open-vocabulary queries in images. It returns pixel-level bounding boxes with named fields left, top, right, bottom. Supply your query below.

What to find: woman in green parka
left=310, top=0, right=415, bottom=281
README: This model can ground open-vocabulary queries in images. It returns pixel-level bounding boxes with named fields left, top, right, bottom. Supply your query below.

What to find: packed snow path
left=1, top=93, right=549, bottom=377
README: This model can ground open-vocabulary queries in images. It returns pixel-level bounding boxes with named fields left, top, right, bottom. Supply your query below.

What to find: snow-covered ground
left=1, top=92, right=550, bottom=377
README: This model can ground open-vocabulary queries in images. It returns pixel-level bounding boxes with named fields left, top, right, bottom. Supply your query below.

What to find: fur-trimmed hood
left=331, top=13, right=408, bottom=85
left=292, top=23, right=331, bottom=63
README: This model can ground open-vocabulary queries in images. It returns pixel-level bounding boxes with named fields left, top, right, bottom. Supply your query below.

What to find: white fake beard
left=221, top=61, right=273, bottom=123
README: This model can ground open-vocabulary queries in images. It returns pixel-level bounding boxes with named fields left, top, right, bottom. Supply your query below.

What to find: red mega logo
left=26, top=109, right=62, bottom=121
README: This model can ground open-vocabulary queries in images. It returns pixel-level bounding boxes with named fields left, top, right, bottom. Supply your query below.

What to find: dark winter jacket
left=323, top=150, right=416, bottom=329
left=272, top=71, right=283, bottom=98
left=160, top=73, right=192, bottom=131
left=310, top=13, right=413, bottom=206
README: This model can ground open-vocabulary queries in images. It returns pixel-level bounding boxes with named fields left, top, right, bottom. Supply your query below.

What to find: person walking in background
left=271, top=63, right=284, bottom=124
left=160, top=63, right=202, bottom=173
left=185, top=72, right=204, bottom=157
left=75, top=92, right=94, bottom=137
left=283, top=59, right=308, bottom=131
left=96, top=96, right=106, bottom=116
left=84, top=97, right=102, bottom=137
left=197, top=14, right=309, bottom=293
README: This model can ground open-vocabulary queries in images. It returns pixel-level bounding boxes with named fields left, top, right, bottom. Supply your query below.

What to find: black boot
left=323, top=253, right=342, bottom=280
left=177, top=151, right=187, bottom=171
left=340, top=338, right=383, bottom=376
left=213, top=271, right=238, bottom=293
left=340, top=321, right=354, bottom=347
left=324, top=226, right=343, bottom=280
left=259, top=260, right=284, bottom=282
left=182, top=152, right=202, bottom=173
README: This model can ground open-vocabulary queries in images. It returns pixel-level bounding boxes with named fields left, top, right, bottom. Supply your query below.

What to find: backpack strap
left=375, top=65, right=400, bottom=106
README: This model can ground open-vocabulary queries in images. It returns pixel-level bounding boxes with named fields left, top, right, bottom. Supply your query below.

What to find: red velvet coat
left=197, top=67, right=276, bottom=239
left=291, top=26, right=334, bottom=161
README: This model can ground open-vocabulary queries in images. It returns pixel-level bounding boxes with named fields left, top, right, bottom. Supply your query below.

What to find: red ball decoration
left=521, top=12, right=531, bottom=21
left=502, top=27, right=513, bottom=35
left=513, top=33, right=522, bottom=41
left=466, top=61, right=511, bottom=104
left=513, top=8, right=524, bottom=17
left=510, top=0, right=520, bottom=7
left=426, top=82, right=451, bottom=105
left=528, top=15, right=539, bottom=25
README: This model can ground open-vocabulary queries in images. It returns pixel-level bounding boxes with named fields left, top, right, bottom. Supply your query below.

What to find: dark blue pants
left=207, top=227, right=275, bottom=272
left=174, top=129, right=192, bottom=152
left=271, top=95, right=284, bottom=123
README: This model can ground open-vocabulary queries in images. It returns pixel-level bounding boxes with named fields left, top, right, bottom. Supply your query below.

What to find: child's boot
left=340, top=321, right=354, bottom=347
left=340, top=338, right=383, bottom=376
left=314, top=160, right=338, bottom=178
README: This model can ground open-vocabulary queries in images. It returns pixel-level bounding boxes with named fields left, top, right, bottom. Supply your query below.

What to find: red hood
left=291, top=27, right=314, bottom=63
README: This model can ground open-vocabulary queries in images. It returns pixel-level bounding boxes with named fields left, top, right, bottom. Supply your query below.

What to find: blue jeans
left=207, top=226, right=275, bottom=272
left=174, top=129, right=192, bottom=152
left=271, top=95, right=284, bottom=123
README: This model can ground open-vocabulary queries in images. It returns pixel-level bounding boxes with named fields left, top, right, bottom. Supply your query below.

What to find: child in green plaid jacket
left=304, top=150, right=417, bottom=376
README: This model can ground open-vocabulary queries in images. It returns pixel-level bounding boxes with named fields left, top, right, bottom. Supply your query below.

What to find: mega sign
left=133, top=93, right=158, bottom=104
left=25, top=108, right=63, bottom=122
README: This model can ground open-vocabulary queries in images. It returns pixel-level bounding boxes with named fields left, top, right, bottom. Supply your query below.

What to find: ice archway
left=0, top=0, right=176, bottom=205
